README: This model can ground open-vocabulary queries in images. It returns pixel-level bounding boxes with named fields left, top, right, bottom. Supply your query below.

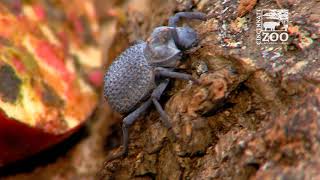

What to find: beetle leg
left=151, top=80, right=178, bottom=141
left=122, top=99, right=152, bottom=154
left=107, top=99, right=152, bottom=161
left=151, top=79, right=171, bottom=128
left=168, top=12, right=207, bottom=27
left=155, top=67, right=200, bottom=84
left=152, top=98, right=171, bottom=128
left=152, top=78, right=170, bottom=99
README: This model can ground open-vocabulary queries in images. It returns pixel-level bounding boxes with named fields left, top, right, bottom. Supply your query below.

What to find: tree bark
left=101, top=0, right=320, bottom=179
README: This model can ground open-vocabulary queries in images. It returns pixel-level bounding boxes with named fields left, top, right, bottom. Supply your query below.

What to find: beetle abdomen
left=104, top=43, right=155, bottom=114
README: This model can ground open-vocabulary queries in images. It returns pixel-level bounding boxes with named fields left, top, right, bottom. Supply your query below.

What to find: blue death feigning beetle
left=104, top=11, right=208, bottom=160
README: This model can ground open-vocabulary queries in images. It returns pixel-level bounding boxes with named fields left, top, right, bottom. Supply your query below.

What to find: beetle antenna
left=168, top=12, right=207, bottom=27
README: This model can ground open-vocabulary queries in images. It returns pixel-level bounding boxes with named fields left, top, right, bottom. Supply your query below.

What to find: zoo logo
left=256, top=9, right=289, bottom=45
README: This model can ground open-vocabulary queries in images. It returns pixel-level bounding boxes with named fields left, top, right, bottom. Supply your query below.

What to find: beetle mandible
left=104, top=11, right=207, bottom=159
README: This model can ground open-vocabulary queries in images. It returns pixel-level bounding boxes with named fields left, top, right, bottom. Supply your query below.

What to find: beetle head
left=176, top=26, right=198, bottom=50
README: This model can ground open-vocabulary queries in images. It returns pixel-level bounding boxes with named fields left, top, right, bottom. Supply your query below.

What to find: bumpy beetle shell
left=104, top=43, right=156, bottom=114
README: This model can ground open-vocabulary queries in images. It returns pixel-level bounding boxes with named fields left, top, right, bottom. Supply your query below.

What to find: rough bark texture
left=101, top=0, right=320, bottom=179
left=2, top=0, right=320, bottom=179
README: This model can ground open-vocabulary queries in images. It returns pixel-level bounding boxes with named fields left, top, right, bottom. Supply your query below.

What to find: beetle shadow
left=0, top=125, right=89, bottom=177
left=103, top=123, right=122, bottom=151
